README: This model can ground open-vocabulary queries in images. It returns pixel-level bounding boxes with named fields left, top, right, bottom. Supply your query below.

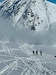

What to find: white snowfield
left=0, top=41, right=56, bottom=75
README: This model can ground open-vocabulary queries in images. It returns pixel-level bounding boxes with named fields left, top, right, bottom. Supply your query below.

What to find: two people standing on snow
left=33, top=50, right=42, bottom=56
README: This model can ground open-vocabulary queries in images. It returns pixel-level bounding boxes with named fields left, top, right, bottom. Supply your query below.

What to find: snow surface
left=0, top=41, right=56, bottom=75
left=0, top=0, right=56, bottom=75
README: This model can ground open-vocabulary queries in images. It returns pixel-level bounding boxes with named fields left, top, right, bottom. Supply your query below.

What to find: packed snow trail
left=0, top=53, right=56, bottom=75
left=0, top=60, right=17, bottom=75
left=0, top=41, right=56, bottom=75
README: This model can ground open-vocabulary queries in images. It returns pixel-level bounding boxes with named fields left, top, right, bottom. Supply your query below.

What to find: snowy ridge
left=0, top=0, right=56, bottom=31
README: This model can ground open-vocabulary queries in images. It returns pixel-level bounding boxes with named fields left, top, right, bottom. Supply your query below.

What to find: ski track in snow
left=0, top=41, right=56, bottom=75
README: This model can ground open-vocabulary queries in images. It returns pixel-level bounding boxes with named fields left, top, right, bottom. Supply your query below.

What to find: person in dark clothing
left=40, top=51, right=42, bottom=56
left=33, top=51, right=35, bottom=55
left=36, top=51, right=38, bottom=55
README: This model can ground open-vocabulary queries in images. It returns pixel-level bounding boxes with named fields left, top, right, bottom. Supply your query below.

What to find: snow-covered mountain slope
left=0, top=0, right=56, bottom=31
left=0, top=0, right=56, bottom=45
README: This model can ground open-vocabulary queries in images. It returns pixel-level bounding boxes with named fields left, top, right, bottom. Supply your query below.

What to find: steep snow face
left=0, top=0, right=56, bottom=31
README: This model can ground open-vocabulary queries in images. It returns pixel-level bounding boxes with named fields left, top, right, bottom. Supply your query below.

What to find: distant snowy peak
left=0, top=0, right=56, bottom=31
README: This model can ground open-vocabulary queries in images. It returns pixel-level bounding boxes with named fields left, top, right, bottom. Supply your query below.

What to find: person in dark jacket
left=36, top=51, right=38, bottom=55
left=33, top=51, right=35, bottom=55
left=40, top=51, right=42, bottom=56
